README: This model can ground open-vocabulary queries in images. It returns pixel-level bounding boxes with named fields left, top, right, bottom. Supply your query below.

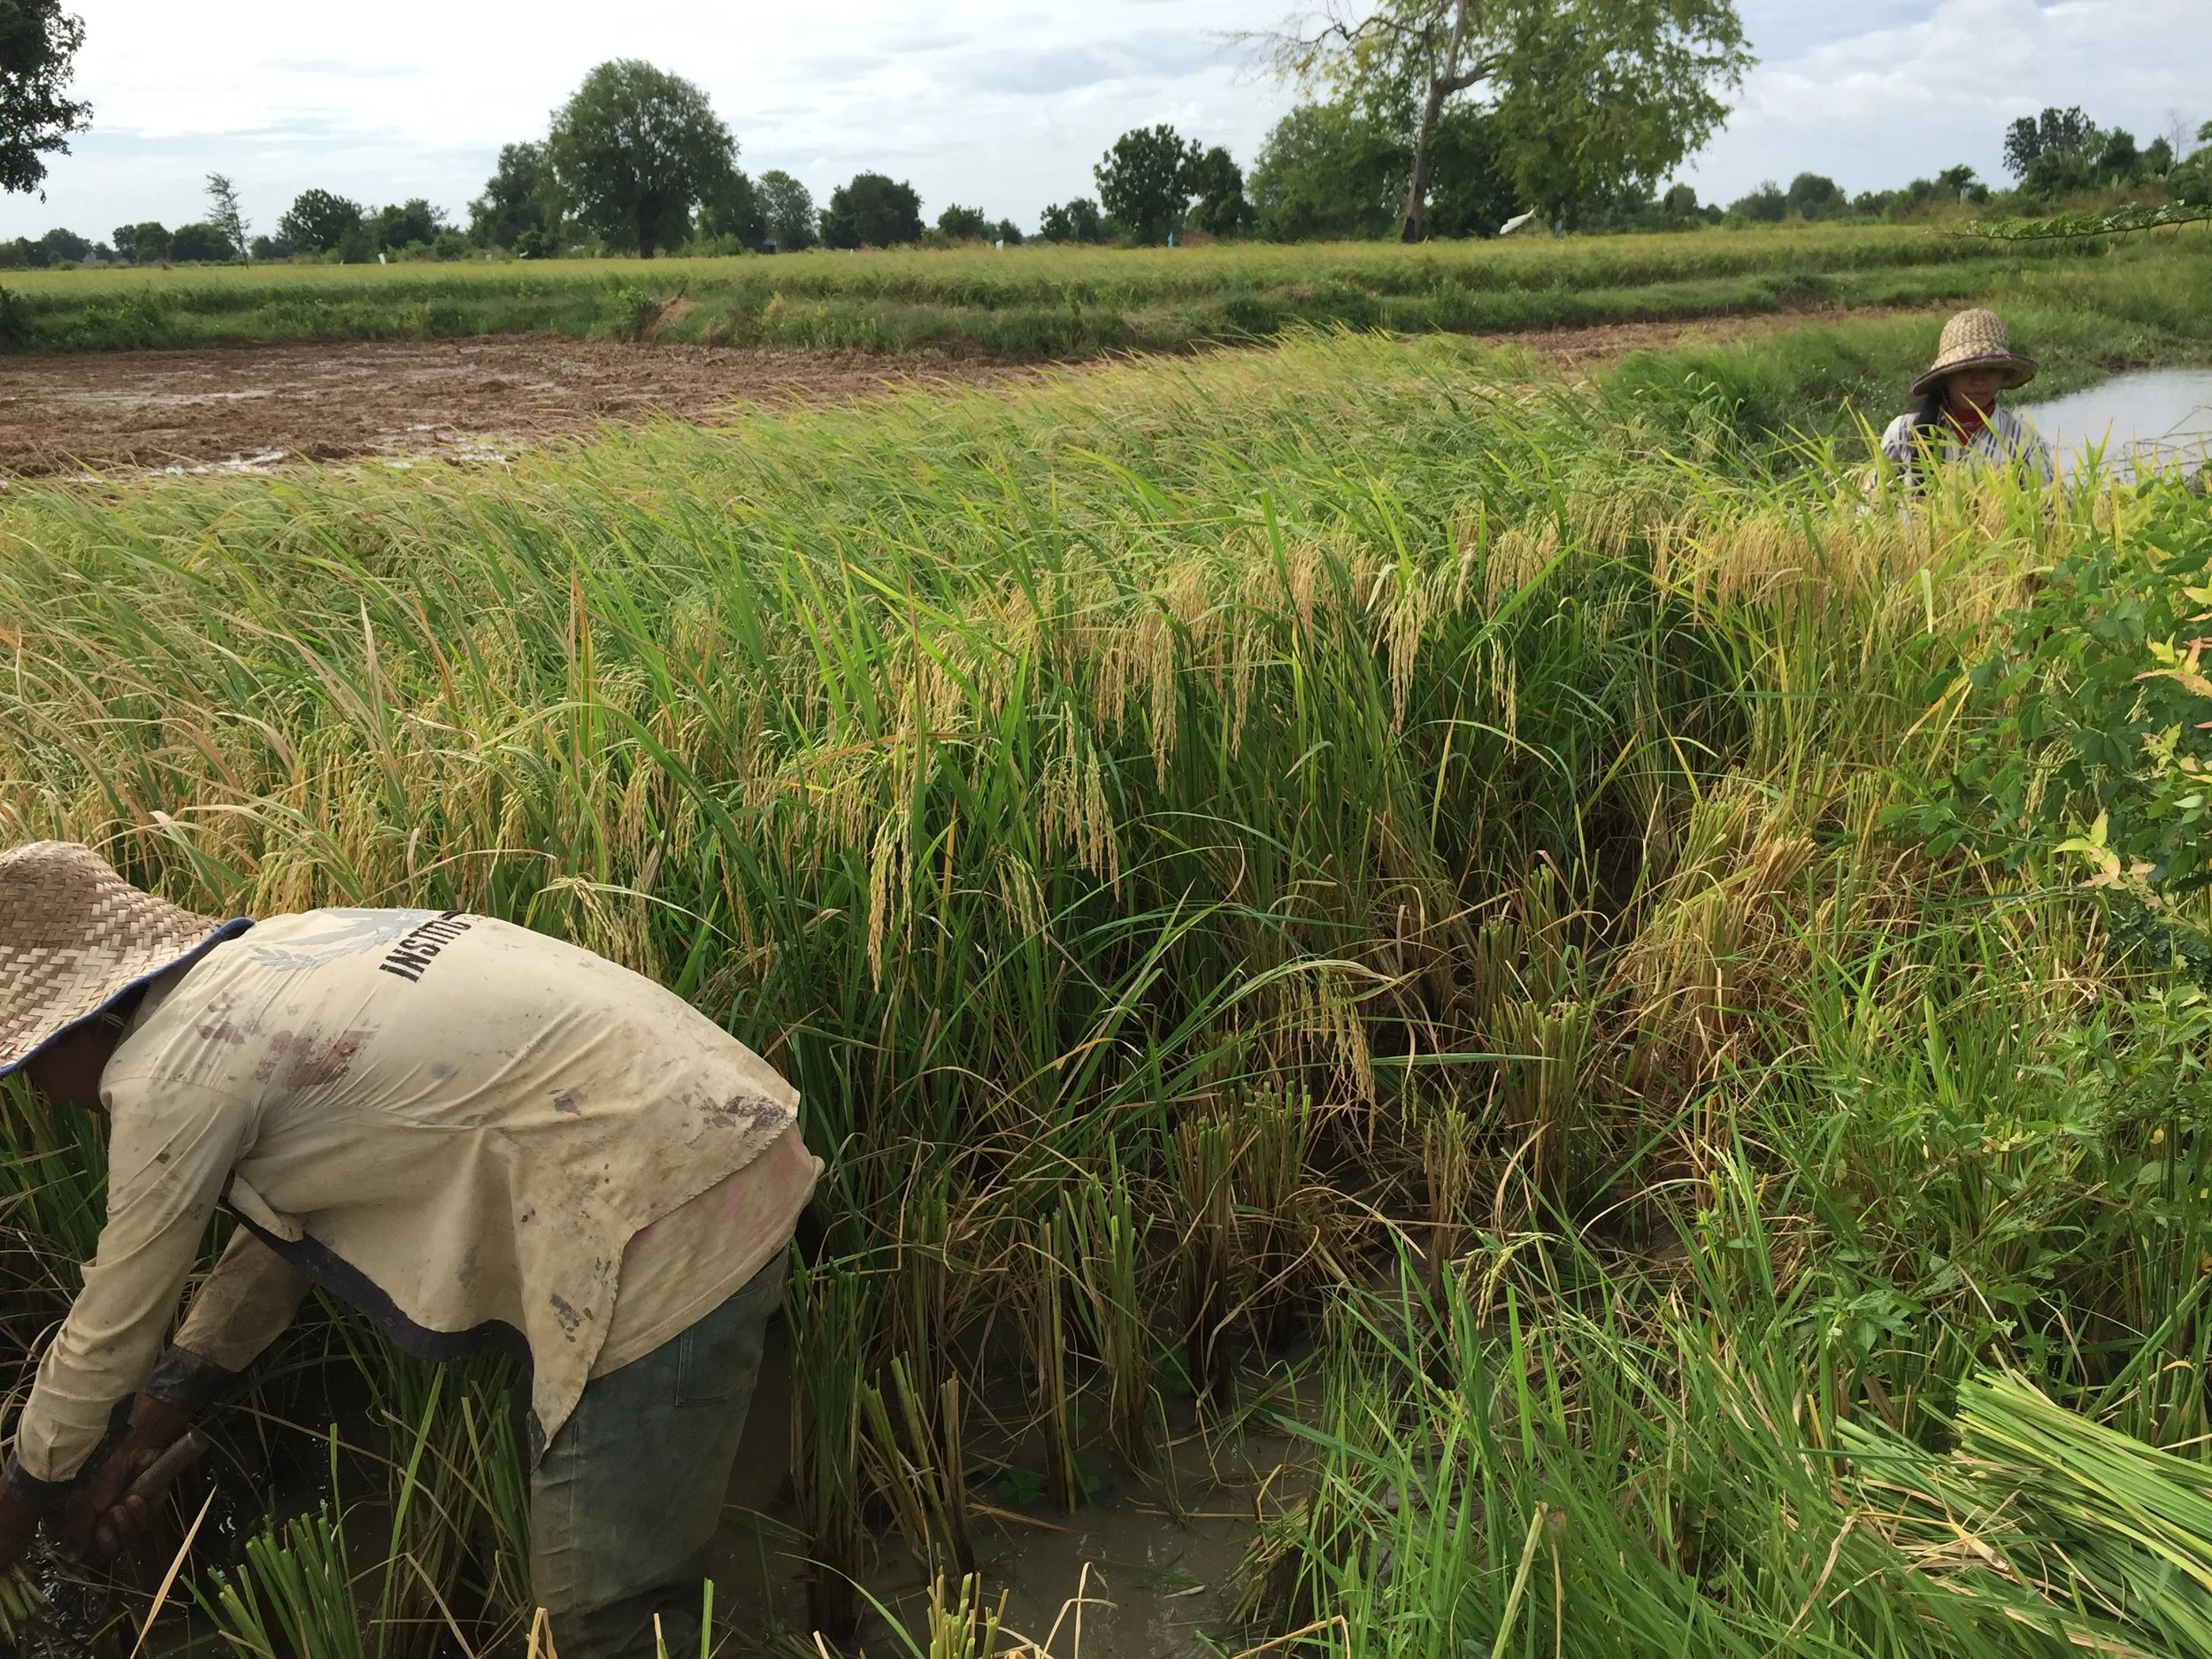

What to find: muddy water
left=2024, top=369, right=2212, bottom=479
left=707, top=1322, right=1298, bottom=1655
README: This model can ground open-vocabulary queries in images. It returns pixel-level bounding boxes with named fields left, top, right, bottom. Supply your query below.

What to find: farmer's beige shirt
left=12, top=909, right=816, bottom=1484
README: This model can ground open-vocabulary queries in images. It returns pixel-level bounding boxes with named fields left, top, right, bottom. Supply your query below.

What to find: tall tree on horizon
left=0, top=0, right=91, bottom=196
left=546, top=60, right=737, bottom=257
left=819, top=173, right=921, bottom=248
left=204, top=174, right=248, bottom=263
left=757, top=170, right=816, bottom=250
left=278, top=188, right=365, bottom=254
left=1250, top=0, right=1750, bottom=239
left=469, top=142, right=557, bottom=250
left=1094, top=125, right=1202, bottom=243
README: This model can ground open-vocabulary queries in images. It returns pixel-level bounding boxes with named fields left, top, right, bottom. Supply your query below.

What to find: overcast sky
left=3, top=0, right=2205, bottom=243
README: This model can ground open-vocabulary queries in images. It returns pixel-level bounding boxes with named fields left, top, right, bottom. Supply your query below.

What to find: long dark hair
left=1905, top=381, right=1952, bottom=489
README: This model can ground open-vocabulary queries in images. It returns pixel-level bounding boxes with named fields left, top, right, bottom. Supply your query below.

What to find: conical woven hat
left=0, top=841, right=251, bottom=1077
left=1910, top=308, right=2038, bottom=397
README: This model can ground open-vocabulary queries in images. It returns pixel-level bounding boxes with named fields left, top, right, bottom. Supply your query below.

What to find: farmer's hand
left=59, top=1393, right=193, bottom=1565
left=0, top=1485, right=36, bottom=1573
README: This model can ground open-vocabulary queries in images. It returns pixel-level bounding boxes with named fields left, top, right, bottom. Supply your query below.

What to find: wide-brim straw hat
left=1910, top=308, right=2038, bottom=397
left=0, top=841, right=252, bottom=1078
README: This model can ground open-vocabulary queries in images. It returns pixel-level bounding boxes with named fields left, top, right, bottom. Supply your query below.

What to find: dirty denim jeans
left=531, top=1253, right=787, bottom=1659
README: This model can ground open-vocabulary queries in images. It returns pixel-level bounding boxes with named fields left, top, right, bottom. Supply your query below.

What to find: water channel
left=2022, top=368, right=2212, bottom=479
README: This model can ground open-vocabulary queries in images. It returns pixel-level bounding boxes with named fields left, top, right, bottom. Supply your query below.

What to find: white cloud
left=1684, top=0, right=2211, bottom=202
left=4, top=0, right=2202, bottom=242
left=4, top=0, right=1293, bottom=241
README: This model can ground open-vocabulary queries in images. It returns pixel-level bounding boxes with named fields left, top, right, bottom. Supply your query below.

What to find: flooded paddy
left=2025, top=367, right=2212, bottom=478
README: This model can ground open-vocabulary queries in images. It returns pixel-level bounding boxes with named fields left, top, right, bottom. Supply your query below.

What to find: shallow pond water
left=2023, top=369, right=2212, bottom=479
left=708, top=1320, right=1302, bottom=1656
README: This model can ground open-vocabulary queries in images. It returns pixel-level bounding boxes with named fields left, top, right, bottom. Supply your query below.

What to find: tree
left=2003, top=106, right=2097, bottom=179
left=169, top=221, right=235, bottom=262
left=205, top=173, right=249, bottom=261
left=1423, top=103, right=1517, bottom=233
left=2023, top=147, right=2092, bottom=199
left=2096, top=127, right=2139, bottom=184
left=697, top=170, right=764, bottom=248
left=1188, top=144, right=1255, bottom=236
left=113, top=220, right=168, bottom=262
left=1248, top=102, right=1404, bottom=239
left=1728, top=180, right=1785, bottom=221
left=1784, top=172, right=1842, bottom=219
left=994, top=219, right=1024, bottom=246
left=35, top=224, right=82, bottom=261
left=279, top=189, right=364, bottom=254
left=545, top=60, right=737, bottom=258
left=758, top=170, right=816, bottom=250
left=469, top=142, right=556, bottom=249
left=249, top=233, right=295, bottom=261
left=2143, top=137, right=2175, bottom=177
left=1038, top=198, right=1104, bottom=243
left=1936, top=164, right=1979, bottom=199
left=820, top=173, right=921, bottom=248
left=1256, top=0, right=1749, bottom=240
left=372, top=198, right=447, bottom=250
left=0, top=0, right=91, bottom=196
left=936, top=203, right=991, bottom=241
left=1095, top=125, right=1201, bottom=243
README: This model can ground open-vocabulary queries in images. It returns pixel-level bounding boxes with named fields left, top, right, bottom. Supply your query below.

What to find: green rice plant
left=5, top=221, right=2184, bottom=358
left=787, top=1250, right=872, bottom=1639
left=324, top=1321, right=531, bottom=1653
left=1022, top=1212, right=1085, bottom=1512
left=886, top=1164, right=956, bottom=1409
left=1420, top=1101, right=1477, bottom=1296
left=203, top=1501, right=369, bottom=1659
left=858, top=1571, right=1010, bottom=1659
left=1844, top=1371, right=2212, bottom=1655
left=1485, top=997, right=1594, bottom=1211
left=5, top=313, right=2211, bottom=1658
left=1068, top=1152, right=1158, bottom=1471
left=457, top=1366, right=534, bottom=1629
left=1169, top=1113, right=1236, bottom=1406
left=0, top=1563, right=46, bottom=1645
left=857, top=1354, right=976, bottom=1578
left=0, top=1071, right=111, bottom=1306
left=1233, top=1086, right=1323, bottom=1349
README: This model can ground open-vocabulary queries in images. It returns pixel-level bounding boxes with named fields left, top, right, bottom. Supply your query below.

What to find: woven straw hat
left=1910, top=308, right=2038, bottom=397
left=0, top=841, right=251, bottom=1078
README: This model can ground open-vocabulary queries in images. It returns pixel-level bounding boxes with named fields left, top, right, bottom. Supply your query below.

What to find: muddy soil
left=0, top=310, right=1891, bottom=480
left=0, top=338, right=1048, bottom=477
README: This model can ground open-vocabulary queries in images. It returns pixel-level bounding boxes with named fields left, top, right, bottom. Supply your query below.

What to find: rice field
left=4, top=305, right=2212, bottom=1656
left=2, top=220, right=2195, bottom=357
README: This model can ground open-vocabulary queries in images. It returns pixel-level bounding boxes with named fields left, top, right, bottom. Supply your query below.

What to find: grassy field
left=4, top=305, right=2212, bottom=1655
left=2, top=220, right=2205, bottom=357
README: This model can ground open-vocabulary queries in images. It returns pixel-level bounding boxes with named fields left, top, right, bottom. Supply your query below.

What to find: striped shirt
left=1879, top=404, right=2053, bottom=483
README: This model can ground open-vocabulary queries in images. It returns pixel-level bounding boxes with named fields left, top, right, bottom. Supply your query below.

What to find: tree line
left=4, top=0, right=2208, bottom=270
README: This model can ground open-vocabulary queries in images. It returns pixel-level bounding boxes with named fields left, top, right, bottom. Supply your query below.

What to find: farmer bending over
left=0, top=841, right=819, bottom=1659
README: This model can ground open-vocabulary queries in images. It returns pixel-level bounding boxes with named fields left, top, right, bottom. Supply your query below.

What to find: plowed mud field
left=0, top=338, right=1048, bottom=477
left=0, top=311, right=1847, bottom=479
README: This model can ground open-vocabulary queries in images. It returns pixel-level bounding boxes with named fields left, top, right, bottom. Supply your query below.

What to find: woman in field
left=1879, top=308, right=2053, bottom=485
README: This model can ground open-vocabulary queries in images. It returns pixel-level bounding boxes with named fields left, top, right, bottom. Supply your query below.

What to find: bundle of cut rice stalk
left=1841, top=1371, right=2212, bottom=1658
left=0, top=1562, right=47, bottom=1641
